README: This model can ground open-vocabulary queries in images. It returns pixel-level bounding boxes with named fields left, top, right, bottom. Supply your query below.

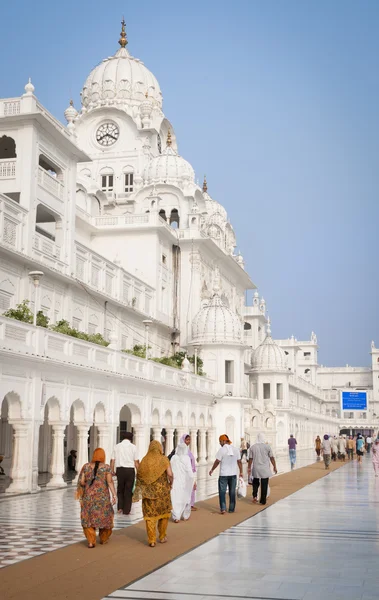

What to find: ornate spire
left=118, top=18, right=128, bottom=48
left=267, top=316, right=271, bottom=336
left=202, top=175, right=208, bottom=193
left=166, top=129, right=172, bottom=147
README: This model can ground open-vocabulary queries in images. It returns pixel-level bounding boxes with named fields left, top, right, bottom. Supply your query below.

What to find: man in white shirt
left=209, top=434, right=242, bottom=514
left=366, top=436, right=372, bottom=454
left=110, top=432, right=139, bottom=515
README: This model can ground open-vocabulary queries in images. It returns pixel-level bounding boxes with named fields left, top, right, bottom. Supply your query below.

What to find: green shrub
left=51, top=319, right=109, bottom=346
left=3, top=300, right=49, bottom=328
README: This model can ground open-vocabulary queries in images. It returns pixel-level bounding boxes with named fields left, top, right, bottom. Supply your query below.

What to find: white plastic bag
left=237, top=476, right=247, bottom=498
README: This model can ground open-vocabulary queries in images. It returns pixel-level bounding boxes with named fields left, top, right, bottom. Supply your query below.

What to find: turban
left=219, top=434, right=232, bottom=445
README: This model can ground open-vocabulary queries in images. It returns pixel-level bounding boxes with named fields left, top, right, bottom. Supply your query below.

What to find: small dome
left=191, top=293, right=242, bottom=345
left=81, top=22, right=162, bottom=110
left=144, top=131, right=195, bottom=189
left=251, top=335, right=288, bottom=372
left=202, top=176, right=227, bottom=222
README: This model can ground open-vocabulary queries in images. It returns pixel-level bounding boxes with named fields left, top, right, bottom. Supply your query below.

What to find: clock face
left=96, top=122, right=119, bottom=146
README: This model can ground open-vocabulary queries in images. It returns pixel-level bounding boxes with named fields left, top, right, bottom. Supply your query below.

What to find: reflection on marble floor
left=106, top=456, right=379, bottom=600
left=0, top=449, right=325, bottom=570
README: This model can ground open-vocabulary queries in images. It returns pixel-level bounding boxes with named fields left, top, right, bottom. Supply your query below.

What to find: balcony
left=38, top=166, right=64, bottom=201
left=0, top=315, right=215, bottom=396
left=0, top=159, right=16, bottom=180
left=0, top=193, right=27, bottom=253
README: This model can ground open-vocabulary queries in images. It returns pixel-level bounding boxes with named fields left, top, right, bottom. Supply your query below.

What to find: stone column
left=133, top=425, right=147, bottom=460
left=97, top=424, right=111, bottom=465
left=198, top=428, right=207, bottom=465
left=47, top=423, right=67, bottom=488
left=176, top=427, right=187, bottom=444
left=152, top=427, right=162, bottom=443
left=165, top=427, right=174, bottom=456
left=31, top=420, right=41, bottom=493
left=74, top=424, right=90, bottom=482
left=207, top=428, right=216, bottom=462
left=190, top=428, right=198, bottom=462
left=6, top=421, right=32, bottom=494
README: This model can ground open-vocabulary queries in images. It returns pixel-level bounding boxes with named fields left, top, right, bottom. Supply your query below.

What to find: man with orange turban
left=209, top=434, right=243, bottom=514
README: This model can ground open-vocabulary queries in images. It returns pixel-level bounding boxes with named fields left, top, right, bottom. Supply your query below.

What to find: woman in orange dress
left=134, top=441, right=174, bottom=547
left=76, top=448, right=117, bottom=548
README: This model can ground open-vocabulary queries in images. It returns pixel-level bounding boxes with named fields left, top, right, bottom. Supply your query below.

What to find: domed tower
left=248, top=319, right=290, bottom=450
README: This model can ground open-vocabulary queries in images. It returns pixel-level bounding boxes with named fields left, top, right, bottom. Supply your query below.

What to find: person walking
left=366, top=435, right=372, bottom=454
left=347, top=436, right=354, bottom=460
left=248, top=433, right=277, bottom=505
left=315, top=436, right=322, bottom=459
left=110, top=432, right=139, bottom=516
left=209, top=434, right=242, bottom=514
left=134, top=441, right=173, bottom=547
left=371, top=438, right=379, bottom=476
left=67, top=449, right=77, bottom=473
left=331, top=436, right=339, bottom=461
left=288, top=434, right=297, bottom=469
left=76, top=448, right=117, bottom=548
left=321, top=434, right=332, bottom=470
left=338, top=435, right=347, bottom=461
left=170, top=442, right=195, bottom=522
left=169, top=433, right=197, bottom=511
left=356, top=434, right=365, bottom=463
left=240, top=438, right=248, bottom=460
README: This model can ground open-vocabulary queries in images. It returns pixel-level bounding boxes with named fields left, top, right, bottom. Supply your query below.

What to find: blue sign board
left=341, top=391, right=367, bottom=411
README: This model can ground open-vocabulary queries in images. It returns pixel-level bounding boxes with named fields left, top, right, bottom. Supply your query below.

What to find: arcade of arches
left=0, top=393, right=216, bottom=494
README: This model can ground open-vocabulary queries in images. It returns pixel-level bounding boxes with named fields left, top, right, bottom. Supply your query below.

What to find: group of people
left=76, top=430, right=278, bottom=548
left=316, top=433, right=379, bottom=472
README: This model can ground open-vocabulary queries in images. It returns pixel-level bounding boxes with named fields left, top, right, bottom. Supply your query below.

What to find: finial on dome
left=267, top=316, right=271, bottom=336
left=119, top=17, right=128, bottom=48
left=166, top=129, right=172, bottom=147
left=202, top=175, right=208, bottom=193
left=145, top=90, right=148, bottom=99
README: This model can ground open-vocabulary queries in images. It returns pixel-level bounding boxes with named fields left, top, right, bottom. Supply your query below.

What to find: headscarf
left=92, top=448, right=105, bottom=463
left=176, top=442, right=189, bottom=458
left=137, top=440, right=169, bottom=486
left=180, top=433, right=196, bottom=472
left=324, top=434, right=329, bottom=440
left=256, top=432, right=266, bottom=444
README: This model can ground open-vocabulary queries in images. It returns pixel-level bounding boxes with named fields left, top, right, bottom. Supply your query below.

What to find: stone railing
left=0, top=99, right=21, bottom=117
left=33, top=232, right=62, bottom=261
left=289, top=374, right=325, bottom=399
left=38, top=166, right=64, bottom=200
left=0, top=159, right=16, bottom=179
left=0, top=193, right=27, bottom=252
left=92, top=212, right=176, bottom=236
left=0, top=316, right=215, bottom=395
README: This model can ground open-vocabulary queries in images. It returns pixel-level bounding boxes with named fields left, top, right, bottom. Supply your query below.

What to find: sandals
left=88, top=544, right=95, bottom=548
left=159, top=537, right=168, bottom=544
left=149, top=542, right=156, bottom=547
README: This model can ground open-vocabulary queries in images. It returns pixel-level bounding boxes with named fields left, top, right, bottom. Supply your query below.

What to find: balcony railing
left=0, top=316, right=215, bottom=395
left=1, top=99, right=20, bottom=117
left=38, top=166, right=64, bottom=200
left=33, top=232, right=61, bottom=260
left=0, top=193, right=27, bottom=252
left=0, top=159, right=16, bottom=179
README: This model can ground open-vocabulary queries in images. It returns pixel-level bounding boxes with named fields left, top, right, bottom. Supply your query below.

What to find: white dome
left=202, top=177, right=227, bottom=222
left=144, top=132, right=195, bottom=189
left=191, top=293, right=242, bottom=345
left=251, top=335, right=288, bottom=372
left=81, top=25, right=162, bottom=110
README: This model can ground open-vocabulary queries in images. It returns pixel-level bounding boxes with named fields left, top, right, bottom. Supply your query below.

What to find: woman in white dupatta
left=170, top=442, right=195, bottom=522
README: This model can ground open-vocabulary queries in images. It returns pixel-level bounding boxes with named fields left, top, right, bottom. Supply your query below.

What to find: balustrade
left=38, top=166, right=64, bottom=200
left=0, top=159, right=16, bottom=179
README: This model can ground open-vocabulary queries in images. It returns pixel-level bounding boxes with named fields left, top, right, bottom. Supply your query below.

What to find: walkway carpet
left=1, top=460, right=346, bottom=600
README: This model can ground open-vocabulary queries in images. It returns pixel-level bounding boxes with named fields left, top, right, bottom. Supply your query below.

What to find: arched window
left=124, top=172, right=134, bottom=193
left=244, top=322, right=252, bottom=330
left=35, top=203, right=62, bottom=244
left=0, top=135, right=16, bottom=159
left=159, top=209, right=167, bottom=222
left=170, top=208, right=179, bottom=228
left=99, top=167, right=114, bottom=193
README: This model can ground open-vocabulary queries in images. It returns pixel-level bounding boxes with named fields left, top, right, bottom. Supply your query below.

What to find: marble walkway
left=105, top=456, right=379, bottom=600
left=0, top=449, right=316, bottom=569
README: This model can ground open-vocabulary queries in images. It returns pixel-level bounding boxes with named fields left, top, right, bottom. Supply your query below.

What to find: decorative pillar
left=176, top=427, right=187, bottom=443
left=133, top=424, right=147, bottom=460
left=152, top=427, right=162, bottom=443
left=47, top=423, right=67, bottom=488
left=198, top=428, right=207, bottom=465
left=190, top=428, right=198, bottom=462
left=6, top=421, right=32, bottom=494
left=97, top=424, right=111, bottom=465
left=74, top=424, right=90, bottom=481
left=31, top=420, right=41, bottom=493
left=165, top=427, right=174, bottom=456
left=207, top=428, right=216, bottom=462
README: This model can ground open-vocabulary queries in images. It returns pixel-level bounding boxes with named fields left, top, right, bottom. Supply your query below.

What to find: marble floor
left=0, top=449, right=328, bottom=571
left=105, top=456, right=379, bottom=600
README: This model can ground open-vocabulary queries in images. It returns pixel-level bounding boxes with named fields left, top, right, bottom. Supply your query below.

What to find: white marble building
left=0, top=22, right=373, bottom=495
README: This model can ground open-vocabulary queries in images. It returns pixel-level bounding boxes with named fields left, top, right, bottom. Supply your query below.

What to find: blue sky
left=1, top=0, right=378, bottom=366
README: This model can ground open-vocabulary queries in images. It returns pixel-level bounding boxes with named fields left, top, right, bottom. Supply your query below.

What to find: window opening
left=124, top=172, right=134, bottom=193
left=225, top=360, right=234, bottom=384
left=263, top=383, right=270, bottom=400
left=170, top=208, right=180, bottom=228
left=101, top=174, right=114, bottom=192
left=0, top=135, right=16, bottom=159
